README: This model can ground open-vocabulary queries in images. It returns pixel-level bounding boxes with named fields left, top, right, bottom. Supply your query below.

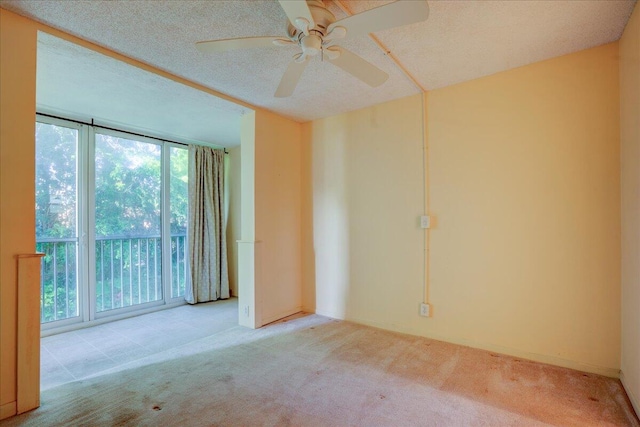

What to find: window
left=36, top=120, right=81, bottom=323
left=35, top=115, right=189, bottom=328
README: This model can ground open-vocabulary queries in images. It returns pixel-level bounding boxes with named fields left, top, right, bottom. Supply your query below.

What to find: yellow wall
left=620, top=3, right=640, bottom=414
left=226, top=146, right=242, bottom=296
left=302, top=95, right=424, bottom=321
left=238, top=110, right=303, bottom=328
left=301, top=123, right=316, bottom=312
left=0, top=9, right=38, bottom=418
left=255, top=110, right=303, bottom=325
left=304, top=43, right=621, bottom=376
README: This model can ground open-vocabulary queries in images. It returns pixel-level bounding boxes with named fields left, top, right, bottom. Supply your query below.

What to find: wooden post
left=16, top=253, right=44, bottom=414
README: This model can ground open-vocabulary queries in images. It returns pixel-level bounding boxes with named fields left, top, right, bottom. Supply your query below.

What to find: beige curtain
left=186, top=145, right=229, bottom=304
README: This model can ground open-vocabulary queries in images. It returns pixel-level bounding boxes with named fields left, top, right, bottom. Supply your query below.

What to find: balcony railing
left=37, top=237, right=78, bottom=323
left=37, top=234, right=188, bottom=323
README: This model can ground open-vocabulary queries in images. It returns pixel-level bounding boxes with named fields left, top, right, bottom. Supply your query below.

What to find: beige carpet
left=3, top=312, right=638, bottom=426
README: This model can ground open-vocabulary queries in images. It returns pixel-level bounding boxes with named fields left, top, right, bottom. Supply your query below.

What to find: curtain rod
left=36, top=112, right=229, bottom=154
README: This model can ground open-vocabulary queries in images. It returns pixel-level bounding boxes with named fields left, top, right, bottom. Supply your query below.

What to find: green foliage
left=35, top=123, right=77, bottom=240
left=37, top=241, right=78, bottom=322
left=36, top=123, right=189, bottom=322
left=94, top=134, right=162, bottom=238
left=170, top=147, right=189, bottom=235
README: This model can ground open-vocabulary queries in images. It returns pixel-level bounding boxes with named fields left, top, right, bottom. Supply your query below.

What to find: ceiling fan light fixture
left=294, top=17, right=311, bottom=35
left=325, top=26, right=346, bottom=41
left=324, top=47, right=341, bottom=61
left=272, top=38, right=295, bottom=47
left=301, top=34, right=322, bottom=56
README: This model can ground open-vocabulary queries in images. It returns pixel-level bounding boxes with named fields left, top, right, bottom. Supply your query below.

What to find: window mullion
left=161, top=143, right=171, bottom=304
left=86, top=126, right=97, bottom=321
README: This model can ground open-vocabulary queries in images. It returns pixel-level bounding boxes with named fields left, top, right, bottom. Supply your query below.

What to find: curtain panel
left=186, top=145, right=229, bottom=304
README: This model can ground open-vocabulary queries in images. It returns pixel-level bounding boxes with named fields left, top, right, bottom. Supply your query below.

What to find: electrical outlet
left=420, top=215, right=431, bottom=229
left=244, top=305, right=250, bottom=317
left=420, top=303, right=430, bottom=317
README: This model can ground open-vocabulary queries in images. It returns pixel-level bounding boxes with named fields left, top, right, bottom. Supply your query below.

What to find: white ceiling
left=2, top=0, right=637, bottom=126
left=36, top=32, right=250, bottom=147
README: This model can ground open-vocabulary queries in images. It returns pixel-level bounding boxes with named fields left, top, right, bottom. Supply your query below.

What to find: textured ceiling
left=37, top=33, right=249, bottom=147
left=2, top=0, right=637, bottom=124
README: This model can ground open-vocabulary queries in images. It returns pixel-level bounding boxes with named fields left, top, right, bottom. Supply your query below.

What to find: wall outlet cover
left=420, top=303, right=430, bottom=317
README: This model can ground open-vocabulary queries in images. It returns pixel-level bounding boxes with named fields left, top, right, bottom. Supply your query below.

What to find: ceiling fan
left=196, top=0, right=429, bottom=97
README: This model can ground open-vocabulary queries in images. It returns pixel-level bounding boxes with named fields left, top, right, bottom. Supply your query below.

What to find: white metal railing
left=37, top=237, right=78, bottom=323
left=37, top=234, right=187, bottom=323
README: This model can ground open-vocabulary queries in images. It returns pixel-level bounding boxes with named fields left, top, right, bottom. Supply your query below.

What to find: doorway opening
left=35, top=32, right=247, bottom=392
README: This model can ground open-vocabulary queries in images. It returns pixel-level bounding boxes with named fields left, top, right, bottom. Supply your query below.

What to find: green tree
left=35, top=123, right=189, bottom=321
left=170, top=147, right=188, bottom=235
left=94, top=133, right=162, bottom=238
left=35, top=122, right=77, bottom=239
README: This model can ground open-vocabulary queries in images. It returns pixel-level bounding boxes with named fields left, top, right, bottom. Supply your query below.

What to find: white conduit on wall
left=332, top=0, right=428, bottom=93
left=330, top=0, right=432, bottom=310
left=422, top=92, right=430, bottom=307
left=332, top=1, right=432, bottom=310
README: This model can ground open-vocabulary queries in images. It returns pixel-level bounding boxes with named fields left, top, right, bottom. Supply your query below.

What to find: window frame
left=36, top=115, right=189, bottom=333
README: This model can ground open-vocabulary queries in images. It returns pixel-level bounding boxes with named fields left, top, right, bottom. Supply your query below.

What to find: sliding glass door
left=94, top=132, right=163, bottom=313
left=35, top=120, right=83, bottom=324
left=36, top=116, right=189, bottom=328
left=169, top=146, right=189, bottom=299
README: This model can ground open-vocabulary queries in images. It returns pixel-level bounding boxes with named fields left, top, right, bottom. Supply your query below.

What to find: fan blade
left=196, top=37, right=283, bottom=53
left=275, top=57, right=310, bottom=98
left=328, top=0, right=429, bottom=41
left=278, top=0, right=316, bottom=31
left=327, top=46, right=388, bottom=87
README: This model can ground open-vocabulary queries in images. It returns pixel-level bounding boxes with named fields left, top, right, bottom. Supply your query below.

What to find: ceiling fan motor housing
left=301, top=33, right=323, bottom=56
left=287, top=0, right=336, bottom=39
left=287, top=0, right=337, bottom=57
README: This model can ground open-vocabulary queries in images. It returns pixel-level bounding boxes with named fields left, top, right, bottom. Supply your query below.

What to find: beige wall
left=428, top=42, right=620, bottom=374
left=254, top=110, right=303, bottom=325
left=0, top=9, right=38, bottom=419
left=620, top=3, right=640, bottom=415
left=301, top=123, right=316, bottom=312
left=238, top=110, right=303, bottom=328
left=238, top=113, right=258, bottom=327
left=302, top=95, right=424, bottom=321
left=226, top=146, right=242, bottom=296
left=304, top=43, right=621, bottom=376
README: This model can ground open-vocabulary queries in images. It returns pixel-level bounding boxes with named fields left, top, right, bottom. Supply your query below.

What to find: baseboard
left=261, top=306, right=302, bottom=326
left=301, top=305, right=315, bottom=314
left=0, top=401, right=17, bottom=420
left=321, top=313, right=620, bottom=378
left=314, top=308, right=344, bottom=320
left=621, top=371, right=640, bottom=418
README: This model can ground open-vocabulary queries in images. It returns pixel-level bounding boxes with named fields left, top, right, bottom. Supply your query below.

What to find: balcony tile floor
left=40, top=298, right=238, bottom=391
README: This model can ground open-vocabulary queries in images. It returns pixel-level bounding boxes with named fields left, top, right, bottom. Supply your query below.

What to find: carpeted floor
left=3, top=304, right=639, bottom=426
